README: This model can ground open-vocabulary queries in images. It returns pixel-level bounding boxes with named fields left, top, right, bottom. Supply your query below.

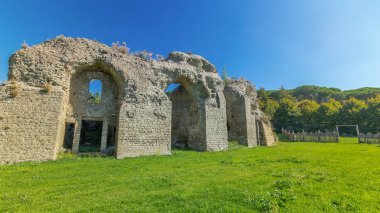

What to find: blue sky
left=1, top=0, right=380, bottom=90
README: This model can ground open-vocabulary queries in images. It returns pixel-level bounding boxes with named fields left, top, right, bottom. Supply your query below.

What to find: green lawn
left=1, top=138, right=380, bottom=212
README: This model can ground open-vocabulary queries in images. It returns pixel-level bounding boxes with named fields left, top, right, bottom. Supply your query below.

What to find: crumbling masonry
left=0, top=37, right=275, bottom=164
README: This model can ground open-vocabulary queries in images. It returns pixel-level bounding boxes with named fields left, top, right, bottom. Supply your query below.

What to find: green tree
left=259, top=85, right=379, bottom=133
left=89, top=92, right=101, bottom=104
left=342, top=87, right=380, bottom=100
left=257, top=87, right=279, bottom=119
left=257, top=87, right=269, bottom=102
left=297, top=100, right=320, bottom=131
left=363, top=94, right=380, bottom=133
left=270, top=86, right=293, bottom=101
left=293, top=85, right=342, bottom=102
left=338, top=97, right=367, bottom=133
left=317, top=99, right=342, bottom=130
left=273, top=97, right=300, bottom=131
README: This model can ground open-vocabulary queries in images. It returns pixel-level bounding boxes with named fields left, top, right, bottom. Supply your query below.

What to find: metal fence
left=282, top=129, right=339, bottom=143
left=359, top=133, right=380, bottom=144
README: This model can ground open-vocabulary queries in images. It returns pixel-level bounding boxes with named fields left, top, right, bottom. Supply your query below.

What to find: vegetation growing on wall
left=8, top=80, right=21, bottom=98
left=41, top=83, right=53, bottom=93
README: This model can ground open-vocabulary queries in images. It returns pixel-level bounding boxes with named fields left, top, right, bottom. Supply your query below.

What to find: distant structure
left=0, top=36, right=275, bottom=164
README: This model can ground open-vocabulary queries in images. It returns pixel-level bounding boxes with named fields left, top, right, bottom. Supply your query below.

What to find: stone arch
left=66, top=60, right=124, bottom=154
left=73, top=60, right=125, bottom=98
left=165, top=82, right=201, bottom=150
left=163, top=74, right=212, bottom=151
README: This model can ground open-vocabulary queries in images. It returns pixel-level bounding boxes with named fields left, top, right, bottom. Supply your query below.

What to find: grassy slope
left=1, top=138, right=379, bottom=212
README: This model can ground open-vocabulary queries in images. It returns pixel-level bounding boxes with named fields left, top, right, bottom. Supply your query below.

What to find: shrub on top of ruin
left=21, top=40, right=29, bottom=49
left=9, top=89, right=20, bottom=98
left=8, top=79, right=20, bottom=89
left=111, top=41, right=130, bottom=54
left=100, top=49, right=108, bottom=54
left=41, top=83, right=53, bottom=93
left=132, top=50, right=153, bottom=60
left=7, top=79, right=21, bottom=98
left=155, top=54, right=165, bottom=61
left=246, top=85, right=255, bottom=96
left=111, top=41, right=119, bottom=48
left=221, top=66, right=230, bottom=84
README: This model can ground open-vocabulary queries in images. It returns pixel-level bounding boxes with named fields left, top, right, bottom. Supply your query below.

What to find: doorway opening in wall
left=165, top=83, right=199, bottom=150
left=79, top=120, right=103, bottom=152
left=63, top=123, right=75, bottom=150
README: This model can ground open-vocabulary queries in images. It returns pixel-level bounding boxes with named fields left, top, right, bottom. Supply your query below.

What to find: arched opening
left=164, top=83, right=180, bottom=93
left=165, top=83, right=201, bottom=150
left=88, top=79, right=102, bottom=104
left=66, top=61, right=121, bottom=155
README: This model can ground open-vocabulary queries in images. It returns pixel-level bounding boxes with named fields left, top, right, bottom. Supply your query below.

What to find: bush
left=8, top=80, right=21, bottom=98
left=155, top=54, right=165, bottom=61
left=21, top=40, right=29, bottom=49
left=41, top=83, right=53, bottom=93
left=10, top=90, right=20, bottom=98
left=132, top=50, right=153, bottom=60
left=111, top=41, right=129, bottom=54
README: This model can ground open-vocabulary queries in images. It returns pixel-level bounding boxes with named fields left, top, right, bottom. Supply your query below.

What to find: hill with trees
left=258, top=85, right=380, bottom=134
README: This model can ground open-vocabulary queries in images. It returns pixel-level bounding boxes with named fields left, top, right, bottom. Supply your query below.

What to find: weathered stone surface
left=0, top=83, right=65, bottom=164
left=224, top=79, right=275, bottom=146
left=224, top=79, right=258, bottom=147
left=0, top=36, right=275, bottom=164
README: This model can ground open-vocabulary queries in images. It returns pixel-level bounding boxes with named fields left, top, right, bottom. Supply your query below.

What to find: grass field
left=1, top=138, right=380, bottom=212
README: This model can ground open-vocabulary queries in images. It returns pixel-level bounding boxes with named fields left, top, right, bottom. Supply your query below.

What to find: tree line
left=258, top=85, right=380, bottom=134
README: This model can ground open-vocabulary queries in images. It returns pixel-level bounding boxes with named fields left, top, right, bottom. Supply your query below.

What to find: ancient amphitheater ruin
left=0, top=36, right=275, bottom=164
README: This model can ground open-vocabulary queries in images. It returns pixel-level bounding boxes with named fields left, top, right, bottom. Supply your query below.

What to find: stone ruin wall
left=224, top=79, right=276, bottom=147
left=0, top=84, right=66, bottom=164
left=224, top=79, right=261, bottom=147
left=0, top=36, right=275, bottom=164
left=258, top=120, right=276, bottom=146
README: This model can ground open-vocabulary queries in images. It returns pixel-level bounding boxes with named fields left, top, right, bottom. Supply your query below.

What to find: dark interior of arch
left=166, top=83, right=201, bottom=150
